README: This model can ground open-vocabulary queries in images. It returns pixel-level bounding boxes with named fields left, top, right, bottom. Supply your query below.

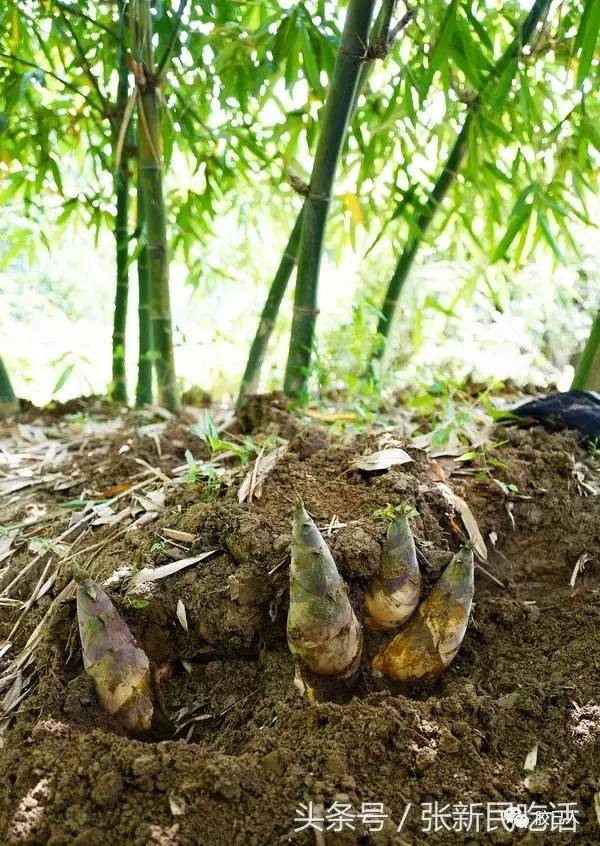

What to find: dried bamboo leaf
left=524, top=742, right=538, bottom=771
left=569, top=551, right=591, bottom=587
left=0, top=671, right=22, bottom=713
left=176, top=599, right=188, bottom=632
left=130, top=550, right=219, bottom=586
left=162, top=528, right=195, bottom=543
left=238, top=446, right=287, bottom=503
left=353, top=448, right=413, bottom=472
left=0, top=536, right=14, bottom=565
left=437, top=483, right=487, bottom=561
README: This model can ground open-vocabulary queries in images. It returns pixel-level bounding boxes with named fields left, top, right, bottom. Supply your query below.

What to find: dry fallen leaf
left=169, top=794, right=187, bottom=817
left=569, top=551, right=591, bottom=588
left=524, top=742, right=538, bottom=772
left=426, top=459, right=446, bottom=482
left=162, top=528, right=195, bottom=544
left=93, top=481, right=134, bottom=499
left=136, top=488, right=166, bottom=512
left=0, top=536, right=14, bottom=565
left=130, top=550, right=219, bottom=586
left=305, top=409, right=357, bottom=422
left=238, top=446, right=287, bottom=503
left=176, top=599, right=188, bottom=632
left=437, top=482, right=488, bottom=561
left=353, top=448, right=413, bottom=473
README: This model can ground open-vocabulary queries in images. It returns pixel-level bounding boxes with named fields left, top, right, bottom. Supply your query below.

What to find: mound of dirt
left=1, top=412, right=600, bottom=845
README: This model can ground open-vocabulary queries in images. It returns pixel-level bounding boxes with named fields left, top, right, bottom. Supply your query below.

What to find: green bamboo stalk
left=236, top=211, right=303, bottom=411
left=132, top=0, right=179, bottom=412
left=136, top=172, right=154, bottom=406
left=111, top=5, right=130, bottom=404
left=237, top=0, right=403, bottom=409
left=370, top=0, right=552, bottom=365
left=282, top=0, right=378, bottom=399
left=0, top=356, right=18, bottom=416
left=572, top=309, right=600, bottom=391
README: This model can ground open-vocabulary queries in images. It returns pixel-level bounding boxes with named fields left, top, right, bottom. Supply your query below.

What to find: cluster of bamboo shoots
left=288, top=500, right=474, bottom=681
left=73, top=500, right=473, bottom=734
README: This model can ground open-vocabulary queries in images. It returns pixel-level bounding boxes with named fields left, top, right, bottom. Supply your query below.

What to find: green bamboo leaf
left=53, top=363, right=75, bottom=394
left=484, top=161, right=513, bottom=185
left=511, top=182, right=537, bottom=217
left=424, top=295, right=455, bottom=318
left=419, top=0, right=457, bottom=99
left=47, top=157, right=63, bottom=194
left=576, top=0, right=600, bottom=87
left=488, top=57, right=518, bottom=109
left=492, top=203, right=532, bottom=262
left=536, top=209, right=564, bottom=263
left=480, top=114, right=513, bottom=144
left=272, top=14, right=290, bottom=66
left=284, top=25, right=301, bottom=89
left=301, top=26, right=321, bottom=91
left=583, top=117, right=600, bottom=152
left=462, top=6, right=493, bottom=50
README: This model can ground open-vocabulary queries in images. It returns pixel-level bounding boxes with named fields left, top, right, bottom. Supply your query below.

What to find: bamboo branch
left=369, top=0, right=553, bottom=366
left=0, top=51, right=104, bottom=116
left=51, top=1, right=120, bottom=41
left=156, top=0, right=189, bottom=79
left=56, top=10, right=110, bottom=120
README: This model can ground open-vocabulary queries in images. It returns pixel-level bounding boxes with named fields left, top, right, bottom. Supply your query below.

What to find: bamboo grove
left=0, top=0, right=599, bottom=415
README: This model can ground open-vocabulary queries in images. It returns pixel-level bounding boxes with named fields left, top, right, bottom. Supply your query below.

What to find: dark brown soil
left=1, top=408, right=600, bottom=845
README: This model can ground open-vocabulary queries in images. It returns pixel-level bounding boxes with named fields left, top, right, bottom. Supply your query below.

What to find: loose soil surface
left=1, top=397, right=599, bottom=845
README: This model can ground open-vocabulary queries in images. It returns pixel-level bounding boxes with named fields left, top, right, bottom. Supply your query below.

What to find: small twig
left=56, top=10, right=109, bottom=117
left=387, top=8, right=415, bottom=46
left=156, top=0, right=189, bottom=78
left=218, top=689, right=260, bottom=717
left=51, top=1, right=120, bottom=41
left=475, top=562, right=505, bottom=589
left=268, top=556, right=289, bottom=576
left=0, top=52, right=104, bottom=116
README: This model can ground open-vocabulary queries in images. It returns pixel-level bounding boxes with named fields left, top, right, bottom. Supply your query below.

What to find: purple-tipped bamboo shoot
left=365, top=513, right=420, bottom=629
left=74, top=565, right=153, bottom=733
left=372, top=547, right=473, bottom=681
left=288, top=500, right=362, bottom=676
